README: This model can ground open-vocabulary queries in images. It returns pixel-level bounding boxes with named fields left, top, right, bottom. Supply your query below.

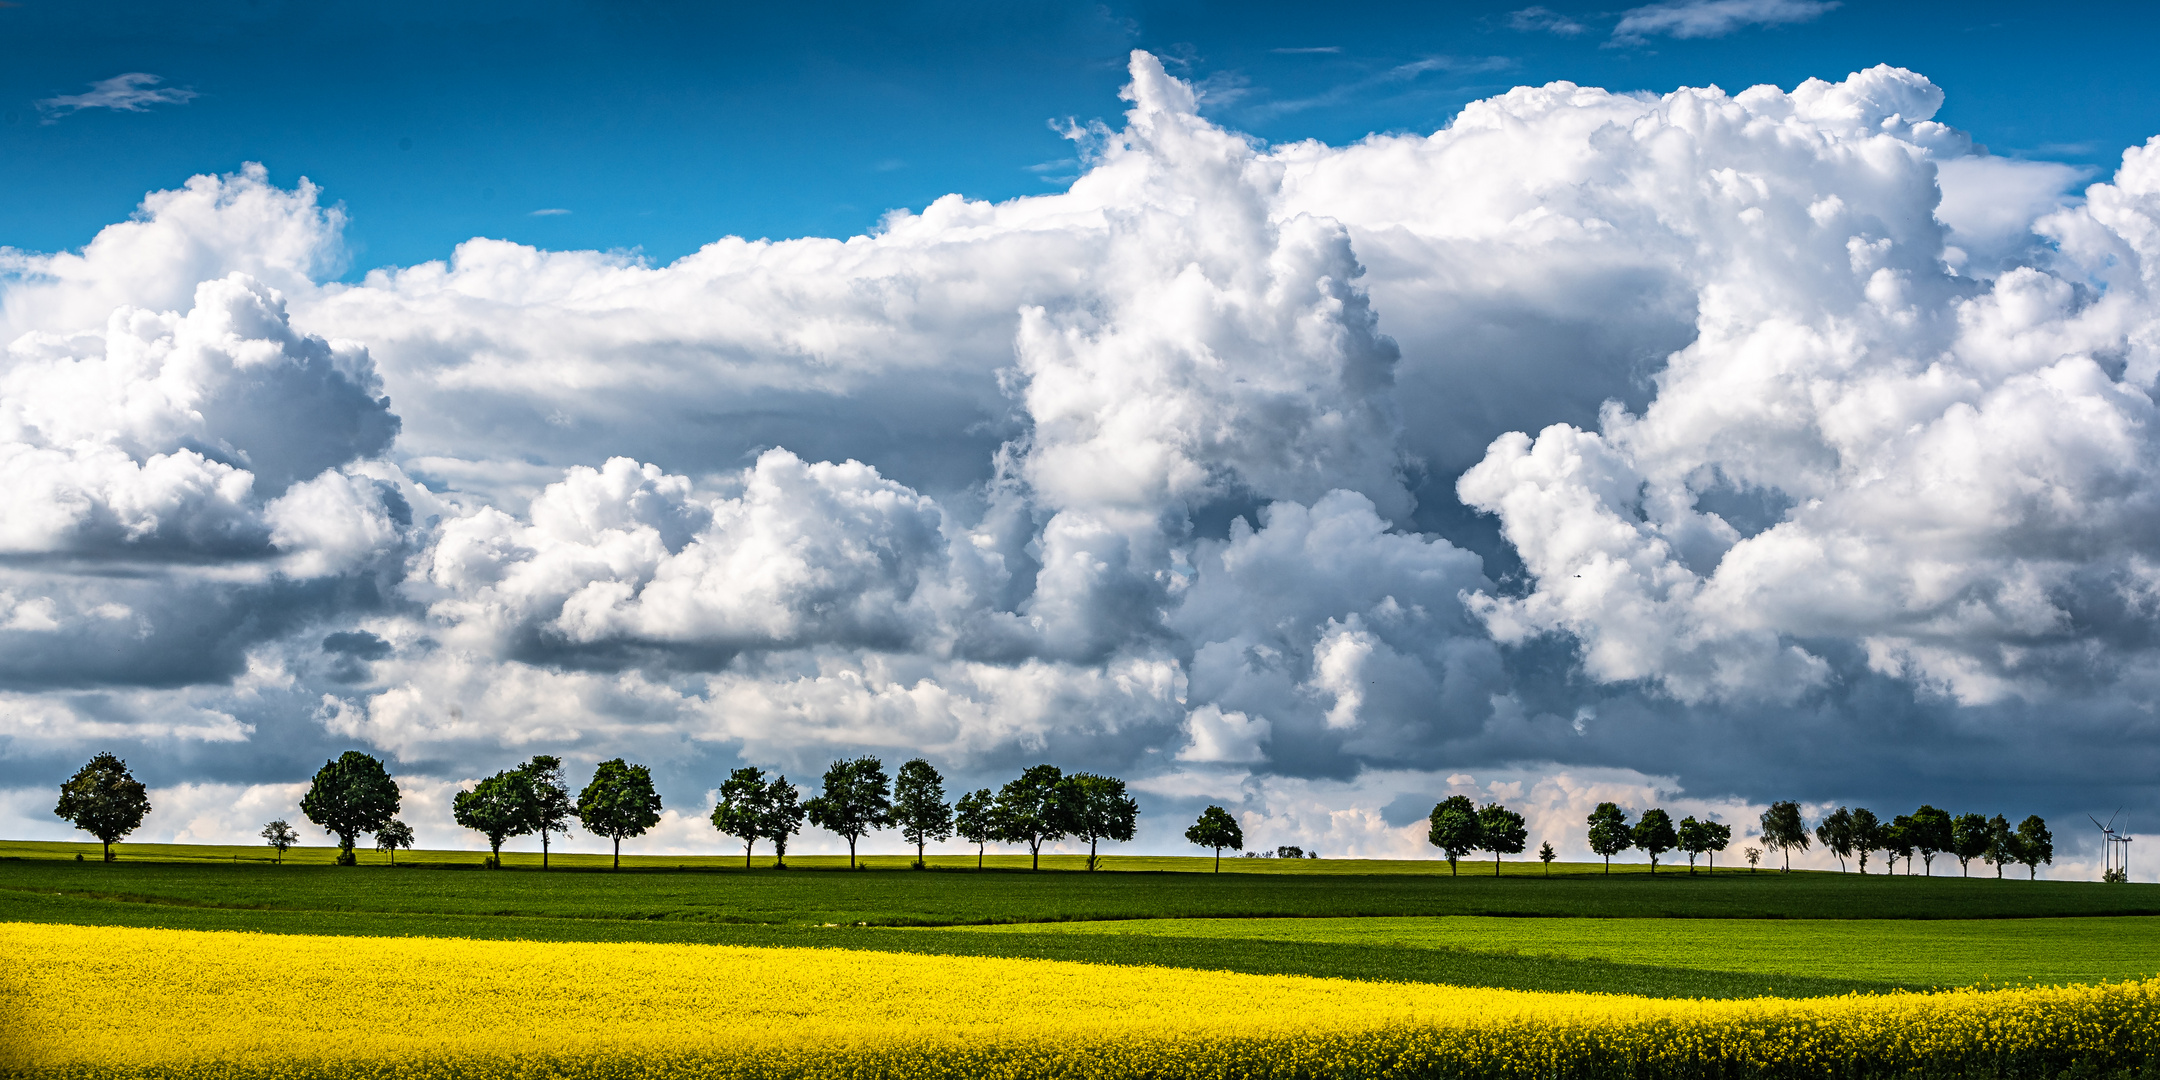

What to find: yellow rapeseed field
left=3, top=921, right=2156, bottom=1080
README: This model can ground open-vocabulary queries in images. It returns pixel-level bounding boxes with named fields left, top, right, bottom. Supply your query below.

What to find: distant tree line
left=40, top=750, right=2060, bottom=881
left=47, top=749, right=1144, bottom=870
left=1776, top=802, right=2054, bottom=880
left=1567, top=800, right=2054, bottom=879
left=1581, top=801, right=1733, bottom=874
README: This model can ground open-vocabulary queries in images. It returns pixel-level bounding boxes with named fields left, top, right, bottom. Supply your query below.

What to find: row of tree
left=42, top=751, right=2057, bottom=879
left=1582, top=802, right=1737, bottom=873
left=711, top=759, right=1141, bottom=870
left=1756, top=801, right=2055, bottom=878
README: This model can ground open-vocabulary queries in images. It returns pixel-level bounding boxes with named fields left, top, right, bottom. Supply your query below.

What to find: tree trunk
left=542, top=831, right=550, bottom=870
left=1088, top=836, right=1099, bottom=871
left=1030, top=839, right=1040, bottom=870
left=848, top=836, right=858, bottom=869
left=1214, top=848, right=1221, bottom=872
left=977, top=843, right=984, bottom=869
left=744, top=839, right=754, bottom=869
left=103, top=839, right=112, bottom=862
left=613, top=836, right=621, bottom=870
left=917, top=840, right=926, bottom=868
left=1494, top=852, right=1501, bottom=877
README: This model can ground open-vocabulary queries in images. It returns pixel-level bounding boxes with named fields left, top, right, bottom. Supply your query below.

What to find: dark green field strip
left=956, top=915, right=2160, bottom=990
left=3, top=857, right=2151, bottom=926
left=0, top=889, right=1893, bottom=1000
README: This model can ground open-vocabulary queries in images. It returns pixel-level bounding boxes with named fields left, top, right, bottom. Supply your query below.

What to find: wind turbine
left=2090, top=811, right=2132, bottom=882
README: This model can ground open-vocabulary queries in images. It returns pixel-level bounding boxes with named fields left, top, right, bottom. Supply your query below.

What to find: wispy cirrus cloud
left=1611, top=0, right=1838, bottom=43
left=36, top=73, right=197, bottom=123
left=1508, top=7, right=1590, bottom=36
left=1243, top=54, right=1514, bottom=118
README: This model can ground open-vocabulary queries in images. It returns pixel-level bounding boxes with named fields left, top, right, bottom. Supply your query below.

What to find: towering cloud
left=1, top=53, right=2152, bottom=872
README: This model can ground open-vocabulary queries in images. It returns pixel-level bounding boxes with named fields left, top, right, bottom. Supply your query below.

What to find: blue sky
left=3, top=0, right=2159, bottom=870
left=3, top=0, right=2154, bottom=271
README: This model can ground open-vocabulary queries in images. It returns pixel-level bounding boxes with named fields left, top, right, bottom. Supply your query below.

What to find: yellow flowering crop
left=3, top=922, right=2155, bottom=1080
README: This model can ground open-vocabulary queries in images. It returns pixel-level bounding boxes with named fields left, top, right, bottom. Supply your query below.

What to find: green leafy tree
left=1478, top=802, right=1528, bottom=877
left=1950, top=812, right=1992, bottom=876
left=1814, top=806, right=1855, bottom=872
left=1849, top=807, right=1882, bottom=875
left=1700, top=819, right=1732, bottom=872
left=300, top=751, right=401, bottom=865
left=892, top=758, right=953, bottom=868
left=576, top=758, right=663, bottom=869
left=953, top=788, right=997, bottom=868
left=1676, top=816, right=1707, bottom=874
left=261, top=819, right=299, bottom=865
left=1744, top=845, right=1761, bottom=871
left=712, top=767, right=773, bottom=867
left=805, top=756, right=893, bottom=869
left=54, top=753, right=153, bottom=863
left=1909, top=805, right=1953, bottom=875
left=1427, top=795, right=1482, bottom=876
left=2015, top=815, right=2053, bottom=880
left=374, top=819, right=414, bottom=866
left=992, top=764, right=1069, bottom=870
left=1059, top=772, right=1138, bottom=871
left=1759, top=800, right=1810, bottom=872
left=762, top=775, right=806, bottom=868
left=1185, top=805, right=1243, bottom=871
left=517, top=756, right=575, bottom=870
left=1538, top=841, right=1556, bottom=873
left=1982, top=814, right=2016, bottom=878
left=1585, top=802, right=1632, bottom=873
left=1886, top=816, right=1916, bottom=875
left=454, top=768, right=537, bottom=866
left=1632, top=808, right=1678, bottom=873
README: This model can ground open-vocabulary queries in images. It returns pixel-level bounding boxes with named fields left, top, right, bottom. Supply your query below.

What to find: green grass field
left=5, top=838, right=2154, bottom=1000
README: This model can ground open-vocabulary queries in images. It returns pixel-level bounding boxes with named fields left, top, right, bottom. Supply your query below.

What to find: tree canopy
left=1477, top=802, right=1527, bottom=877
left=1909, top=805, right=1953, bottom=875
left=1814, top=806, right=1856, bottom=872
left=761, top=775, right=805, bottom=867
left=712, top=766, right=773, bottom=868
left=1632, top=807, right=1677, bottom=873
left=1758, top=800, right=1810, bottom=872
left=260, top=819, right=298, bottom=864
left=954, top=788, right=997, bottom=868
left=1185, top=805, right=1243, bottom=871
left=1059, top=772, right=1138, bottom=871
left=575, top=758, right=662, bottom=869
left=992, top=764, right=1068, bottom=870
left=891, top=758, right=953, bottom=867
left=300, top=751, right=401, bottom=864
left=1585, top=801, right=1632, bottom=873
left=519, top=755, right=575, bottom=870
left=1427, top=795, right=1481, bottom=875
left=805, top=756, right=893, bottom=869
left=1951, top=812, right=1993, bottom=876
left=454, top=768, right=537, bottom=864
left=2016, top=815, right=2053, bottom=879
left=1676, top=816, right=1733, bottom=874
left=1885, top=815, right=1917, bottom=875
left=1849, top=807, right=1883, bottom=874
left=54, top=752, right=151, bottom=862
left=373, top=819, right=414, bottom=865
left=1982, top=814, right=2016, bottom=878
